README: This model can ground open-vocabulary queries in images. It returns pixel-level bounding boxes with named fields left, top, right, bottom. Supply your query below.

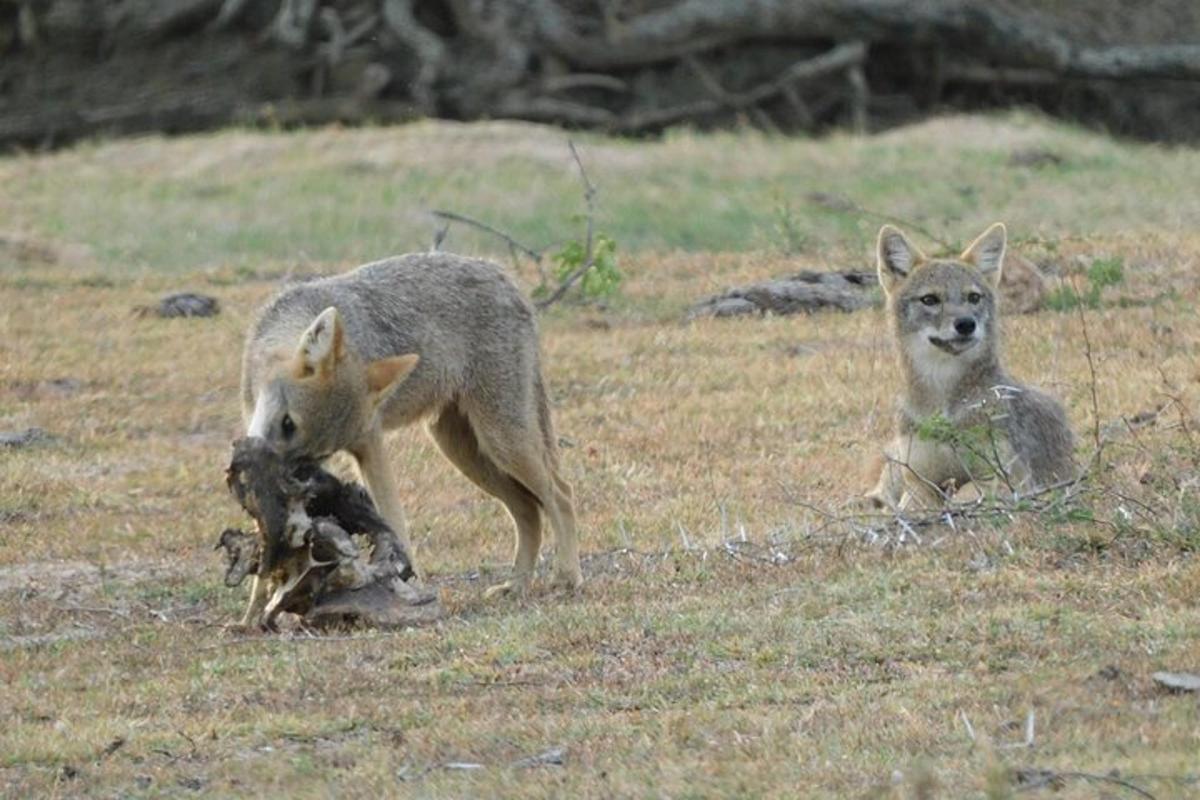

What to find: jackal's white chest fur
left=904, top=334, right=972, bottom=410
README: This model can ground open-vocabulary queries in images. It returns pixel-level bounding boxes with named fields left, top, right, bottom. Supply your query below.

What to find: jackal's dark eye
left=967, top=291, right=983, bottom=304
left=919, top=293, right=940, bottom=307
left=280, top=414, right=296, bottom=439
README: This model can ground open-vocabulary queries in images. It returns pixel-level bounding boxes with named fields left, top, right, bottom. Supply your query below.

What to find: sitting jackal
left=867, top=223, right=1075, bottom=509
left=240, top=253, right=581, bottom=622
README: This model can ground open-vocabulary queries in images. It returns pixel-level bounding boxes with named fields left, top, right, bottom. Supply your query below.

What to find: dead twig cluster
left=9, top=1, right=1200, bottom=148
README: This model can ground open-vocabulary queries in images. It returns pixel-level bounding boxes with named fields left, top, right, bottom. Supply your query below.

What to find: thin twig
left=429, top=210, right=543, bottom=264
left=884, top=448, right=953, bottom=507
left=1016, top=768, right=1158, bottom=799
left=846, top=64, right=870, bottom=133
left=1124, top=773, right=1200, bottom=787
left=430, top=220, right=450, bottom=252
left=1156, top=368, right=1199, bottom=470
left=806, top=192, right=955, bottom=251
left=684, top=55, right=779, bottom=132
left=209, top=0, right=251, bottom=31
left=1071, top=275, right=1104, bottom=457
left=177, top=729, right=199, bottom=759
left=614, top=41, right=866, bottom=133
left=536, top=140, right=598, bottom=310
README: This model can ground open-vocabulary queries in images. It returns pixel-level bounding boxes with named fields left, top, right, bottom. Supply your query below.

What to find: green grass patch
left=5, top=113, right=1200, bottom=273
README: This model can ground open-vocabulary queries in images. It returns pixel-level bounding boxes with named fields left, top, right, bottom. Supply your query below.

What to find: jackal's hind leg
left=428, top=405, right=543, bottom=599
left=483, top=442, right=581, bottom=595
left=544, top=468, right=582, bottom=591
left=234, top=573, right=270, bottom=630
left=460, top=398, right=582, bottom=595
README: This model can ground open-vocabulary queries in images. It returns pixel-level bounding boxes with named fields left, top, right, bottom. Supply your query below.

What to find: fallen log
left=218, top=436, right=443, bottom=630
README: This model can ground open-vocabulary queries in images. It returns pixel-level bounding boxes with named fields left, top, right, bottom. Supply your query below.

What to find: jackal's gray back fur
left=243, top=253, right=544, bottom=434
left=238, top=251, right=581, bottom=610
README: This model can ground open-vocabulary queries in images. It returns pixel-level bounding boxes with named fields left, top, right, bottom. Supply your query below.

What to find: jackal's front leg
left=865, top=443, right=906, bottom=510
left=866, top=436, right=959, bottom=511
left=352, top=427, right=421, bottom=579
left=236, top=573, right=270, bottom=629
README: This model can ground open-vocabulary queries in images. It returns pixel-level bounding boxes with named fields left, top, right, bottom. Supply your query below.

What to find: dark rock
left=0, top=427, right=55, bottom=448
left=1152, top=671, right=1200, bottom=692
left=135, top=292, right=220, bottom=318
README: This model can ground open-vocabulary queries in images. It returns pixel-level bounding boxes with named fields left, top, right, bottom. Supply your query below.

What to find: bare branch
left=270, top=0, right=318, bottom=49
left=430, top=221, right=450, bottom=253
left=381, top=0, right=446, bottom=113
left=684, top=55, right=778, bottom=132
left=1070, top=276, right=1104, bottom=456
left=494, top=95, right=617, bottom=126
left=617, top=41, right=866, bottom=132
left=541, top=74, right=630, bottom=94
left=429, top=210, right=543, bottom=264
left=615, top=98, right=726, bottom=132
left=941, top=63, right=1061, bottom=86
left=317, top=7, right=346, bottom=66
left=780, top=83, right=814, bottom=127
left=805, top=191, right=956, bottom=251
left=846, top=64, right=870, bottom=133
left=1070, top=44, right=1200, bottom=80
left=209, top=0, right=251, bottom=31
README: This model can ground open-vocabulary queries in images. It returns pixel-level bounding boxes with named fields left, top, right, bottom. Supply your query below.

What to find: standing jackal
left=867, top=223, right=1075, bottom=509
left=241, top=253, right=581, bottom=614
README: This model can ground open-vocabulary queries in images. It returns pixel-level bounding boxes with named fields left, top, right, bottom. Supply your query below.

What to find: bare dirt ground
left=1, top=117, right=1199, bottom=797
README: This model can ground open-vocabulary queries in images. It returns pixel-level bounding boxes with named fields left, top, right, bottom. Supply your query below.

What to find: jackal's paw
left=550, top=568, right=583, bottom=593
left=859, top=489, right=894, bottom=512
left=484, top=578, right=530, bottom=600
left=223, top=621, right=266, bottom=635
left=949, top=481, right=984, bottom=504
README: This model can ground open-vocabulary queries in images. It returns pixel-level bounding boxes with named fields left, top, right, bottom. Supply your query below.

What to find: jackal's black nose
left=954, top=317, right=977, bottom=336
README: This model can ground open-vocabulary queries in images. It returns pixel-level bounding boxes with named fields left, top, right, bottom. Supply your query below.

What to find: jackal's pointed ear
left=366, top=353, right=420, bottom=407
left=961, top=222, right=1006, bottom=288
left=876, top=225, right=922, bottom=295
left=296, top=307, right=344, bottom=378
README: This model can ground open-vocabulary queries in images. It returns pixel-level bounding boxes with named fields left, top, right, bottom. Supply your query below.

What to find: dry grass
left=2, top=116, right=1200, bottom=798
